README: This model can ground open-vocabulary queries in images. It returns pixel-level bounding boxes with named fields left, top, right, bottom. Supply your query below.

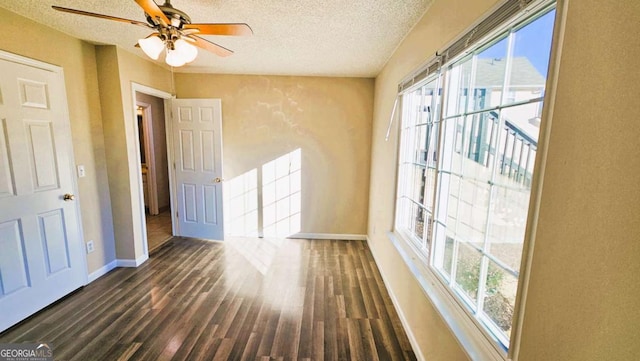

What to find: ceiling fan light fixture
left=165, top=48, right=187, bottom=67
left=138, top=35, right=164, bottom=60
left=174, top=38, right=198, bottom=63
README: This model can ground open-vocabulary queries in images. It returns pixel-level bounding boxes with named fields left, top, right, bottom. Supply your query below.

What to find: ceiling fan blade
left=134, top=0, right=170, bottom=25
left=52, top=6, right=152, bottom=28
left=184, top=23, right=253, bottom=36
left=189, top=36, right=234, bottom=57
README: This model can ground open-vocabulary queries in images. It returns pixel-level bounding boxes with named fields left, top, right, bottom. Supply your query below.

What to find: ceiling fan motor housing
left=145, top=0, right=192, bottom=27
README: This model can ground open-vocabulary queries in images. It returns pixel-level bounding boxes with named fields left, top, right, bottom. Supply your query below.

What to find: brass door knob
left=63, top=193, right=75, bottom=201
left=213, top=177, right=223, bottom=183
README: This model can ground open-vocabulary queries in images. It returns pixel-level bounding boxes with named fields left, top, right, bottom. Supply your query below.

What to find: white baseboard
left=288, top=233, right=367, bottom=241
left=87, top=260, right=117, bottom=284
left=116, top=253, right=149, bottom=268
left=366, top=236, right=426, bottom=361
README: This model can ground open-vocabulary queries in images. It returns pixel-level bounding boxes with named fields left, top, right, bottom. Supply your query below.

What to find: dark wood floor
left=0, top=237, right=416, bottom=361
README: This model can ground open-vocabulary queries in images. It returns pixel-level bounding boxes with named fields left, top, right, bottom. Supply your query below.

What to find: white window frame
left=390, top=1, right=562, bottom=360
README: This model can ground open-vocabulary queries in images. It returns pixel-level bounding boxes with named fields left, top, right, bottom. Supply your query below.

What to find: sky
left=478, top=9, right=556, bottom=77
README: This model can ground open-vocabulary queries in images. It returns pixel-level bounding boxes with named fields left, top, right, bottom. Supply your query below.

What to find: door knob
left=213, top=177, right=223, bottom=183
left=63, top=193, right=75, bottom=201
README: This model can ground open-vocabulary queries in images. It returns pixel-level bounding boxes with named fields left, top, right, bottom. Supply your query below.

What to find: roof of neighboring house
left=455, top=57, right=545, bottom=88
left=474, top=57, right=546, bottom=88
left=419, top=57, right=545, bottom=92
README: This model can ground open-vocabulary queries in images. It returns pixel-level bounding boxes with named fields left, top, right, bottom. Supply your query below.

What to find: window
left=394, top=3, right=556, bottom=355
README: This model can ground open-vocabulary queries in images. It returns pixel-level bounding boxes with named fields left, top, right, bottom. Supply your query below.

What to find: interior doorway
left=136, top=92, right=173, bottom=252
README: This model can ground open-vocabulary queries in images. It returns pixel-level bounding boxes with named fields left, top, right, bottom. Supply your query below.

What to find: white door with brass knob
left=171, top=98, right=224, bottom=239
left=0, top=52, right=86, bottom=332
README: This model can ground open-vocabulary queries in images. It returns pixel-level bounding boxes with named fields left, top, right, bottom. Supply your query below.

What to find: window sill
left=387, top=231, right=509, bottom=361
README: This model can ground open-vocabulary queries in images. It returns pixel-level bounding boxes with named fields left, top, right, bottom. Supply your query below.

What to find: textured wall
left=518, top=1, right=640, bottom=360
left=175, top=74, right=374, bottom=235
left=0, top=8, right=116, bottom=274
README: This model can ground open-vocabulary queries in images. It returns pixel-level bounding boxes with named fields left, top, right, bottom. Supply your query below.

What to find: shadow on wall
left=224, top=148, right=302, bottom=238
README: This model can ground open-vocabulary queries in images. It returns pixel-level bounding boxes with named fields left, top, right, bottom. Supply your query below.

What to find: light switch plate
left=77, top=165, right=86, bottom=178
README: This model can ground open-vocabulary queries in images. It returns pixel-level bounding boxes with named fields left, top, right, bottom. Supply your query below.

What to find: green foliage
left=455, top=251, right=503, bottom=298
left=455, top=249, right=514, bottom=331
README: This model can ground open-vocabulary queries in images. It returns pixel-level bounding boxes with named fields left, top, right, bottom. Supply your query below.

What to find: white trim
left=87, top=260, right=118, bottom=283
left=130, top=83, right=172, bottom=259
left=366, top=236, right=426, bottom=361
left=288, top=233, right=367, bottom=241
left=386, top=232, right=506, bottom=361
left=0, top=50, right=61, bottom=71
left=116, top=254, right=149, bottom=268
left=137, top=101, right=159, bottom=215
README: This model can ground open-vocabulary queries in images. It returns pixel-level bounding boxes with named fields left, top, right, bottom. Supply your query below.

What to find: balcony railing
left=499, top=119, right=537, bottom=187
left=461, top=111, right=538, bottom=188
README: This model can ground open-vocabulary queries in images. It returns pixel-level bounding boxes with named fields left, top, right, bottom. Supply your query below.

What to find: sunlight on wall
left=225, top=168, right=259, bottom=237
left=224, top=149, right=302, bottom=238
left=262, top=149, right=302, bottom=237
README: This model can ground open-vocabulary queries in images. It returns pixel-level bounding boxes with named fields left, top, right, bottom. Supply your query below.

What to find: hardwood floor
left=0, top=237, right=416, bottom=361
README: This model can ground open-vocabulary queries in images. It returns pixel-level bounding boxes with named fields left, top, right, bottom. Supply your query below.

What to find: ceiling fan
left=52, top=0, right=253, bottom=67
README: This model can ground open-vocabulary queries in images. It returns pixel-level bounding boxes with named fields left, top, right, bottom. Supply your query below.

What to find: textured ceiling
left=0, top=0, right=433, bottom=77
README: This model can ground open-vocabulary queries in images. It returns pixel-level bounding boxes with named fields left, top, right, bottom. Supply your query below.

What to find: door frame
left=136, top=101, right=159, bottom=215
left=130, top=83, right=173, bottom=256
left=0, top=49, right=88, bottom=283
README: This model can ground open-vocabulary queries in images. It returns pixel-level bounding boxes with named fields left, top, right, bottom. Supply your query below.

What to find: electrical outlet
left=86, top=240, right=95, bottom=254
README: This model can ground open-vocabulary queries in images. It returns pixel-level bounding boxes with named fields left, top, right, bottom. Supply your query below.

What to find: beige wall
left=368, top=0, right=640, bottom=360
left=0, top=8, right=116, bottom=274
left=175, top=74, right=373, bottom=235
left=136, top=92, right=170, bottom=210
left=518, top=1, right=640, bottom=360
left=96, top=47, right=172, bottom=260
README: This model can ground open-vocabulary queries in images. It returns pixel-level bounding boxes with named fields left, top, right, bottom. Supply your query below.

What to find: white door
left=172, top=98, right=224, bottom=239
left=0, top=55, right=85, bottom=332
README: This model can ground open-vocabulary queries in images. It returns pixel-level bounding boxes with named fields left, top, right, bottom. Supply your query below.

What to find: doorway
left=135, top=92, right=173, bottom=252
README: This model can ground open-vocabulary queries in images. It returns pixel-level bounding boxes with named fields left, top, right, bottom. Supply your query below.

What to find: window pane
left=472, top=37, right=509, bottom=111
left=505, top=9, right=556, bottom=105
left=409, top=202, right=426, bottom=247
left=446, top=58, right=472, bottom=116
left=460, top=111, right=500, bottom=170
left=415, top=124, right=429, bottom=165
left=409, top=165, right=427, bottom=204
left=424, top=167, right=437, bottom=212
left=438, top=116, right=464, bottom=175
left=444, top=174, right=460, bottom=226
left=487, top=182, right=528, bottom=272
left=455, top=242, right=482, bottom=305
left=442, top=236, right=455, bottom=277
left=456, top=179, right=490, bottom=244
left=482, top=260, right=518, bottom=338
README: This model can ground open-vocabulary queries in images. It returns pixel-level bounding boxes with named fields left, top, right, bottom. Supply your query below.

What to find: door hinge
left=176, top=211, right=179, bottom=218
left=173, top=162, right=176, bottom=170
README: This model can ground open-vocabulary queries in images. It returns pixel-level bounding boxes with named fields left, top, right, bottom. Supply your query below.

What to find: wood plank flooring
left=0, top=237, right=416, bottom=361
